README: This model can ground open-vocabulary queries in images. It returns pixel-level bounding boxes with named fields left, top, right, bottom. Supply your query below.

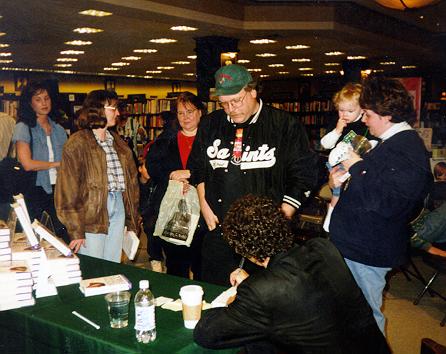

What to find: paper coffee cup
left=179, top=285, right=203, bottom=329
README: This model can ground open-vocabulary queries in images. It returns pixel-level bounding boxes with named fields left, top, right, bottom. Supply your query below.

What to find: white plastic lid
left=139, top=280, right=149, bottom=289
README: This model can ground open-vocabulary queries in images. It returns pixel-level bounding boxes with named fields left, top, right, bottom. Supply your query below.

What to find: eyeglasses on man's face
left=218, top=91, right=248, bottom=110
left=177, top=108, right=197, bottom=117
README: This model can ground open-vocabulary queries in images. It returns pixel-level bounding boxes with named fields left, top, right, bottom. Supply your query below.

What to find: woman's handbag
left=153, top=180, right=200, bottom=247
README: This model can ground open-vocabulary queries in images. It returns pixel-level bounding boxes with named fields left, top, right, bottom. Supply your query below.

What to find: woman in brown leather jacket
left=55, top=90, right=139, bottom=263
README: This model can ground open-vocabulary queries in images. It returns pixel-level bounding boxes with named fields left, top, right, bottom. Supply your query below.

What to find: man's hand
left=230, top=268, right=249, bottom=287
left=281, top=203, right=296, bottom=219
left=69, top=239, right=85, bottom=253
left=201, top=203, right=219, bottom=230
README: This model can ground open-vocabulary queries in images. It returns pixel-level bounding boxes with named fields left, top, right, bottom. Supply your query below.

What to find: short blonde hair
left=333, top=83, right=362, bottom=109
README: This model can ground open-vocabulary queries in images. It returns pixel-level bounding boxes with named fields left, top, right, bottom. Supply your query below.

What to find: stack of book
left=0, top=260, right=35, bottom=311
left=79, top=274, right=132, bottom=297
left=45, top=245, right=82, bottom=286
left=0, top=222, right=11, bottom=262
left=11, top=233, right=41, bottom=286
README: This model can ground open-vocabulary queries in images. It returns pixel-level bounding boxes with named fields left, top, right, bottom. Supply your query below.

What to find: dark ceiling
left=0, top=0, right=445, bottom=81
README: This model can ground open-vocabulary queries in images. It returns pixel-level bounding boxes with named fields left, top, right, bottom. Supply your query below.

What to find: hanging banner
left=397, top=77, right=422, bottom=127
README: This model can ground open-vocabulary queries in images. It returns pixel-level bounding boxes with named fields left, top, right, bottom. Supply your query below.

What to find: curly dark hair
left=222, top=194, right=294, bottom=262
left=77, top=89, right=119, bottom=129
left=17, top=81, right=59, bottom=127
left=359, top=76, right=416, bottom=125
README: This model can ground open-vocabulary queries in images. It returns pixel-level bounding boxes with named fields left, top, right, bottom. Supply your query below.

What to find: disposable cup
left=104, top=291, right=131, bottom=328
left=179, top=285, right=203, bottom=329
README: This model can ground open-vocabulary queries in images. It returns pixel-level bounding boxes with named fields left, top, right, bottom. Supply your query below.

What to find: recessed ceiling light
left=324, top=62, right=340, bottom=66
left=347, top=56, right=367, bottom=60
left=171, top=61, right=190, bottom=65
left=60, top=50, right=84, bottom=55
left=286, top=45, right=310, bottom=50
left=380, top=61, right=396, bottom=65
left=325, top=51, right=344, bottom=56
left=157, top=66, right=174, bottom=70
left=0, top=59, right=12, bottom=63
left=402, top=65, right=417, bottom=69
left=0, top=33, right=5, bottom=36
left=144, top=75, right=153, bottom=79
left=146, top=70, right=162, bottom=74
left=255, top=53, right=276, bottom=57
left=54, top=63, right=72, bottom=67
left=260, top=74, right=270, bottom=78
left=0, top=44, right=9, bottom=48
left=278, top=72, right=289, bottom=74
left=247, top=68, right=262, bottom=72
left=73, top=27, right=103, bottom=34
left=57, top=58, right=78, bottom=62
left=299, top=67, right=313, bottom=71
left=183, top=73, right=195, bottom=76
left=0, top=52, right=12, bottom=56
left=373, top=69, right=384, bottom=73
left=126, top=75, right=136, bottom=78
left=103, top=67, right=120, bottom=71
left=269, top=64, right=284, bottom=67
left=301, top=73, right=314, bottom=77
left=79, top=9, right=112, bottom=17
left=325, top=70, right=337, bottom=74
left=292, top=58, right=311, bottom=62
left=149, top=38, right=177, bottom=44
left=65, top=40, right=92, bottom=46
left=250, top=39, right=277, bottom=44
left=111, top=62, right=130, bottom=66
left=187, top=55, right=197, bottom=59
left=133, top=49, right=157, bottom=53
left=122, top=56, right=141, bottom=60
left=170, top=26, right=197, bottom=31
left=237, top=59, right=250, bottom=64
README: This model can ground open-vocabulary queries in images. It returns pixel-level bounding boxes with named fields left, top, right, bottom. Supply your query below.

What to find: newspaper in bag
left=153, top=180, right=200, bottom=247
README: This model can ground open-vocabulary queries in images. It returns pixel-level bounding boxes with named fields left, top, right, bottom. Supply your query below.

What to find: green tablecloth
left=0, top=255, right=239, bottom=354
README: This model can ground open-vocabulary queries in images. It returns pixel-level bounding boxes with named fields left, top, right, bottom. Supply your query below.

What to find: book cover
left=0, top=260, right=31, bottom=280
left=79, top=274, right=132, bottom=297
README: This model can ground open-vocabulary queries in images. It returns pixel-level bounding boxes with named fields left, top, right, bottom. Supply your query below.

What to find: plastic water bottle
left=134, top=280, right=156, bottom=343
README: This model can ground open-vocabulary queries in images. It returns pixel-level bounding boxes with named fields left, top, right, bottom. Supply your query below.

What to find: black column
left=195, top=36, right=239, bottom=102
left=341, top=59, right=370, bottom=83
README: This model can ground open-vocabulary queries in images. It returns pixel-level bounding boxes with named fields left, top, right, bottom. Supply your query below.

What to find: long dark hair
left=17, top=81, right=59, bottom=127
left=77, top=89, right=118, bottom=130
left=175, top=91, right=206, bottom=116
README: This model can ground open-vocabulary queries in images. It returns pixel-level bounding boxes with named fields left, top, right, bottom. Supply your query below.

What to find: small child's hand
left=335, top=118, right=348, bottom=134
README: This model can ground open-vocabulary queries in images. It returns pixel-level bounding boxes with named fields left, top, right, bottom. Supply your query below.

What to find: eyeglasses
left=177, top=109, right=197, bottom=117
left=218, top=91, right=248, bottom=110
left=104, top=105, right=117, bottom=111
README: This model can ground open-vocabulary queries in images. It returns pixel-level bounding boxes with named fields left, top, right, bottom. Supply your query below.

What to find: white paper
left=122, top=229, right=139, bottom=260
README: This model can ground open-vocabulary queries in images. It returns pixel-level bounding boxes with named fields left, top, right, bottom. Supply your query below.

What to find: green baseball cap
left=214, top=64, right=253, bottom=96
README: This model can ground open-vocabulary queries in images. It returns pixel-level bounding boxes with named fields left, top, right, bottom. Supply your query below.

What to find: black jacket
left=194, top=238, right=390, bottom=354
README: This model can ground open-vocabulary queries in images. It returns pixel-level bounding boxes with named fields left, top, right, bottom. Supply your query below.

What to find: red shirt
left=177, top=131, right=196, bottom=169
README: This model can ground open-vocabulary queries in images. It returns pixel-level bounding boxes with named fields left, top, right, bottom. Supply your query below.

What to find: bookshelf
left=267, top=98, right=335, bottom=150
left=421, top=101, right=446, bottom=147
left=0, top=94, right=19, bottom=119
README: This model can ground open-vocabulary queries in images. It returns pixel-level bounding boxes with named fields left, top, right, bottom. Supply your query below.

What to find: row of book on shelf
left=268, top=100, right=334, bottom=113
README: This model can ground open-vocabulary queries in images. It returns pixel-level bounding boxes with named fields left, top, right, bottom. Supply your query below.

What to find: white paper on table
left=161, top=298, right=183, bottom=311
left=155, top=296, right=174, bottom=307
left=211, top=286, right=237, bottom=308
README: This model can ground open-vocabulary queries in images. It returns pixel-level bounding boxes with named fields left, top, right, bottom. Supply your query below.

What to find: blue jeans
left=345, top=258, right=391, bottom=335
left=79, top=192, right=125, bottom=263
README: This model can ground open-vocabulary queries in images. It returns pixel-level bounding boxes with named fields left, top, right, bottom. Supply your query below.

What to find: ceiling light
left=247, top=68, right=262, bottom=72
left=0, top=33, right=5, bottom=36
left=269, top=64, right=284, bottom=67
left=171, top=61, right=190, bottom=65
left=146, top=70, right=162, bottom=74
left=402, top=65, right=417, bottom=69
left=250, top=39, right=277, bottom=44
left=60, top=50, right=84, bottom=55
left=380, top=61, right=396, bottom=65
left=256, top=53, right=276, bottom=57
left=187, top=55, right=197, bottom=59
left=144, top=75, right=153, bottom=79
left=0, top=52, right=12, bottom=56
left=170, top=26, right=197, bottom=31
left=122, top=56, right=141, bottom=60
left=111, top=62, right=130, bottom=66
left=347, top=56, right=367, bottom=60
left=183, top=73, right=195, bottom=76
left=133, top=49, right=157, bottom=53
left=260, top=74, right=270, bottom=78
left=79, top=9, right=112, bottom=17
left=375, top=0, right=439, bottom=10
left=301, top=73, right=314, bottom=77
left=126, top=75, right=136, bottom=78
left=325, top=70, right=337, bottom=74
left=57, top=58, right=78, bottom=62
left=299, top=68, right=313, bottom=71
left=103, top=67, right=120, bottom=71
left=157, top=66, right=174, bottom=70
left=54, top=63, right=72, bottom=67
left=237, top=59, right=250, bottom=64
left=373, top=69, right=385, bottom=72
left=0, top=59, right=12, bottom=63
left=73, top=27, right=103, bottom=34
left=325, top=51, right=344, bottom=56
left=149, top=38, right=177, bottom=44
left=292, top=58, right=311, bottom=62
left=0, top=44, right=9, bottom=48
left=324, top=62, right=340, bottom=66
left=65, top=40, right=92, bottom=46
left=286, top=45, right=310, bottom=50
left=278, top=72, right=289, bottom=74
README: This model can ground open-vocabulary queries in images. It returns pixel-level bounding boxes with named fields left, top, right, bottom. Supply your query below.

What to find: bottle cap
left=139, top=280, right=149, bottom=289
